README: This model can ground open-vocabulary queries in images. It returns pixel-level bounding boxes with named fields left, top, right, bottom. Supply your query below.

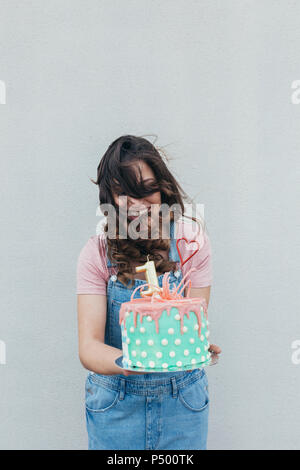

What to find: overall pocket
left=178, top=372, right=209, bottom=412
left=85, top=376, right=120, bottom=413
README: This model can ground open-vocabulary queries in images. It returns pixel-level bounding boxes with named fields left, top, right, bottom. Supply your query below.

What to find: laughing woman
left=76, top=135, right=221, bottom=450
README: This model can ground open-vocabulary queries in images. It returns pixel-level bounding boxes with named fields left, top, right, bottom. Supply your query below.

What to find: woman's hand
left=208, top=343, right=222, bottom=356
left=185, top=343, right=222, bottom=371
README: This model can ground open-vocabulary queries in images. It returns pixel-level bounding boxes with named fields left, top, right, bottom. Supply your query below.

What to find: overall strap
left=169, top=218, right=180, bottom=263
left=106, top=244, right=116, bottom=269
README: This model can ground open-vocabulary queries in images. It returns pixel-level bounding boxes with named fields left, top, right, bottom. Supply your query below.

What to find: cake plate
left=115, top=352, right=218, bottom=373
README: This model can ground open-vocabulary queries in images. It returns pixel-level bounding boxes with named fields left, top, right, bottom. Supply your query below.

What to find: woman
left=77, top=135, right=221, bottom=450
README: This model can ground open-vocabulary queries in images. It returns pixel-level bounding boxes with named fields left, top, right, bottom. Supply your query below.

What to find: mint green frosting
left=121, top=307, right=211, bottom=372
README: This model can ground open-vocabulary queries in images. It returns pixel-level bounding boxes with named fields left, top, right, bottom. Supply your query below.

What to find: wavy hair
left=92, top=135, right=204, bottom=288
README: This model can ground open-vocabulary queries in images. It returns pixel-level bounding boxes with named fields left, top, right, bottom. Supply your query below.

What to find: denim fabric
left=85, top=219, right=209, bottom=450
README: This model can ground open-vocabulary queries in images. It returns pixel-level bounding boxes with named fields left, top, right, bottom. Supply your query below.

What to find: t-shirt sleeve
left=188, top=232, right=213, bottom=287
left=76, top=237, right=108, bottom=295
left=180, top=226, right=213, bottom=288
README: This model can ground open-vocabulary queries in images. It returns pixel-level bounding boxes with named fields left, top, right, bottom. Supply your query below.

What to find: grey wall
left=1, top=0, right=299, bottom=450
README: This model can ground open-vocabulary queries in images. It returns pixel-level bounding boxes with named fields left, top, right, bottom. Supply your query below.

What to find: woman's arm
left=188, top=286, right=211, bottom=306
left=77, top=294, right=144, bottom=376
left=77, top=294, right=125, bottom=375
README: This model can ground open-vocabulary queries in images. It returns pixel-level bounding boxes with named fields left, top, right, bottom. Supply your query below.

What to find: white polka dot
left=141, top=351, right=147, bottom=358
left=189, top=338, right=195, bottom=344
left=126, top=338, right=130, bottom=344
left=194, top=324, right=199, bottom=330
left=132, top=351, right=137, bottom=357
left=205, top=331, right=210, bottom=338
left=162, top=363, right=168, bottom=369
left=125, top=311, right=130, bottom=318
left=169, top=351, right=176, bottom=358
left=168, top=328, right=174, bottom=335
left=140, top=327, right=146, bottom=333
left=161, top=339, right=168, bottom=346
left=196, top=348, right=201, bottom=354
left=146, top=316, right=153, bottom=322
left=201, top=356, right=206, bottom=362
left=128, top=360, right=132, bottom=366
left=136, top=339, right=141, bottom=346
left=174, top=339, right=181, bottom=345
left=156, top=351, right=163, bottom=358
left=174, top=314, right=181, bottom=321
left=183, top=326, right=188, bottom=333
left=176, top=361, right=182, bottom=367
left=206, top=320, right=210, bottom=326
left=149, top=361, right=155, bottom=368
left=148, top=339, right=154, bottom=346
left=184, top=350, right=189, bottom=356
left=191, top=358, right=196, bottom=364
left=206, top=353, right=210, bottom=359
left=130, top=327, right=134, bottom=333
left=137, top=361, right=143, bottom=367
left=200, top=335, right=204, bottom=342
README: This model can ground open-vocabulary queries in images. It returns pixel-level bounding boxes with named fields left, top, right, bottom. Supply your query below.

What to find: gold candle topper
left=135, top=255, right=159, bottom=296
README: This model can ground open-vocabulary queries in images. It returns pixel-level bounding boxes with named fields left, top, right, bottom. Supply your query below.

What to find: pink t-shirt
left=76, top=219, right=213, bottom=295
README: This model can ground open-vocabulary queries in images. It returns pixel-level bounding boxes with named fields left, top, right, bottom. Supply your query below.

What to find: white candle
left=136, top=256, right=159, bottom=296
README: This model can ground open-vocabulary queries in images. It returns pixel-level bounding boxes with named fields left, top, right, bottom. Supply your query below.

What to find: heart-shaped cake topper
left=176, top=237, right=200, bottom=267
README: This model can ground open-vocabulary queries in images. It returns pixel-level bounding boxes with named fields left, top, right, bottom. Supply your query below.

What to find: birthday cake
left=119, top=266, right=211, bottom=372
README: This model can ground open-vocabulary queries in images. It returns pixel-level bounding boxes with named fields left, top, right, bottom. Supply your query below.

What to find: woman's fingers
left=209, top=343, right=222, bottom=354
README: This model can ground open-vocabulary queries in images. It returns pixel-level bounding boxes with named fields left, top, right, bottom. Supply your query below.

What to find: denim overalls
left=85, top=220, right=209, bottom=450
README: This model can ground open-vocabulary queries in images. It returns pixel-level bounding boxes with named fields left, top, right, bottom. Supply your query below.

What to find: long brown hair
left=92, top=135, right=204, bottom=287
